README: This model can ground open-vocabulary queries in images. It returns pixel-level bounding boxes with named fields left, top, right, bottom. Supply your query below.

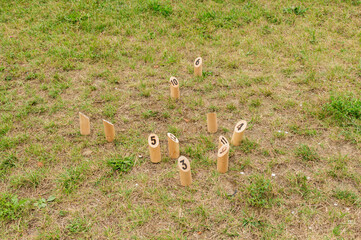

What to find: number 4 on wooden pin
left=148, top=133, right=161, bottom=163
left=231, top=120, right=247, bottom=146
left=178, top=156, right=192, bottom=186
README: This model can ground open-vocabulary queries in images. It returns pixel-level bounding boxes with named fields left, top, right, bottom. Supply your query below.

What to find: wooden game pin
left=148, top=133, right=161, bottom=163
left=218, top=135, right=229, bottom=149
left=167, top=133, right=180, bottom=159
left=102, top=119, right=115, bottom=142
left=79, top=112, right=90, bottom=135
left=231, top=120, right=247, bottom=146
left=217, top=143, right=230, bottom=173
left=194, top=57, right=202, bottom=76
left=170, top=76, right=180, bottom=100
left=207, top=112, right=217, bottom=133
left=178, top=156, right=192, bottom=186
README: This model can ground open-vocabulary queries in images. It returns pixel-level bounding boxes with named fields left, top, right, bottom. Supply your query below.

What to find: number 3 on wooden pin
left=170, top=76, right=180, bottom=100
left=178, top=156, right=192, bottom=186
left=148, top=133, right=161, bottom=163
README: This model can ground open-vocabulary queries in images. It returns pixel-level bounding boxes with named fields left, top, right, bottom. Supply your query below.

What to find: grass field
left=1, top=0, right=361, bottom=239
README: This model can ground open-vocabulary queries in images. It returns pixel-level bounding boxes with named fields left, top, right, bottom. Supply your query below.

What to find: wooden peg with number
left=218, top=135, right=229, bottom=149
left=148, top=133, right=161, bottom=163
left=194, top=57, right=202, bottom=77
left=103, top=119, right=115, bottom=142
left=170, top=76, right=180, bottom=100
left=178, top=156, right=192, bottom=186
left=217, top=143, right=230, bottom=173
left=231, top=120, right=247, bottom=146
left=167, top=133, right=180, bottom=159
left=79, top=112, right=90, bottom=135
left=207, top=112, right=217, bottom=133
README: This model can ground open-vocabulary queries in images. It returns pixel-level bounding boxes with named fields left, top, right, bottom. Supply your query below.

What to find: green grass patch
left=294, top=144, right=319, bottom=162
left=246, top=174, right=276, bottom=208
left=0, top=193, right=30, bottom=221
left=107, top=156, right=134, bottom=173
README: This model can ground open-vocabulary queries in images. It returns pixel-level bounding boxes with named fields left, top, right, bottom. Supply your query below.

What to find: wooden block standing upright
left=178, top=156, right=192, bottom=186
left=148, top=133, right=161, bottom=163
left=207, top=112, right=217, bottom=133
left=230, top=120, right=247, bottom=146
left=170, top=76, right=180, bottom=100
left=79, top=112, right=90, bottom=135
left=217, top=144, right=230, bottom=173
left=167, top=133, right=180, bottom=159
left=194, top=57, right=202, bottom=77
left=103, top=119, right=115, bottom=142
left=218, top=135, right=229, bottom=149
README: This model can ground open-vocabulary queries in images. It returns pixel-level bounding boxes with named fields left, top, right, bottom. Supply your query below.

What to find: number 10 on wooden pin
left=148, top=133, right=161, bottom=163
left=170, top=76, right=180, bottom=100
left=178, top=156, right=192, bottom=186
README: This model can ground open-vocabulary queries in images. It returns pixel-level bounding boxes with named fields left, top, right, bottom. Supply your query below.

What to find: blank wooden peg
left=170, top=76, right=180, bottom=100
left=207, top=112, right=217, bottom=133
left=103, top=119, right=115, bottom=142
left=167, top=133, right=180, bottom=159
left=194, top=57, right=202, bottom=77
left=148, top=133, right=161, bottom=163
left=231, top=120, right=247, bottom=146
left=178, top=156, right=192, bottom=186
left=218, top=135, right=229, bottom=149
left=217, top=144, right=230, bottom=173
left=79, top=112, right=90, bottom=135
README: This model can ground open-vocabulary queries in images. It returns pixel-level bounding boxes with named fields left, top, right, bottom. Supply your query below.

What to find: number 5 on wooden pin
left=170, top=76, right=180, bottom=100
left=79, top=112, right=90, bottom=135
left=194, top=57, right=202, bottom=77
left=167, top=133, right=180, bottom=159
left=148, top=133, right=161, bottom=163
left=217, top=144, right=230, bottom=173
left=178, top=156, right=192, bottom=186
left=231, top=120, right=247, bottom=146
left=103, top=119, right=115, bottom=142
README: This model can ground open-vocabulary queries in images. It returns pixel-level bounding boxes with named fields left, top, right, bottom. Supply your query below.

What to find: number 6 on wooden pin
left=148, top=133, right=161, bottom=163
left=103, top=119, right=115, bottom=142
left=178, top=156, right=192, bottom=186
left=194, top=57, right=202, bottom=77
left=167, top=133, right=180, bottom=159
left=230, top=120, right=247, bottom=146
left=170, top=76, right=180, bottom=100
